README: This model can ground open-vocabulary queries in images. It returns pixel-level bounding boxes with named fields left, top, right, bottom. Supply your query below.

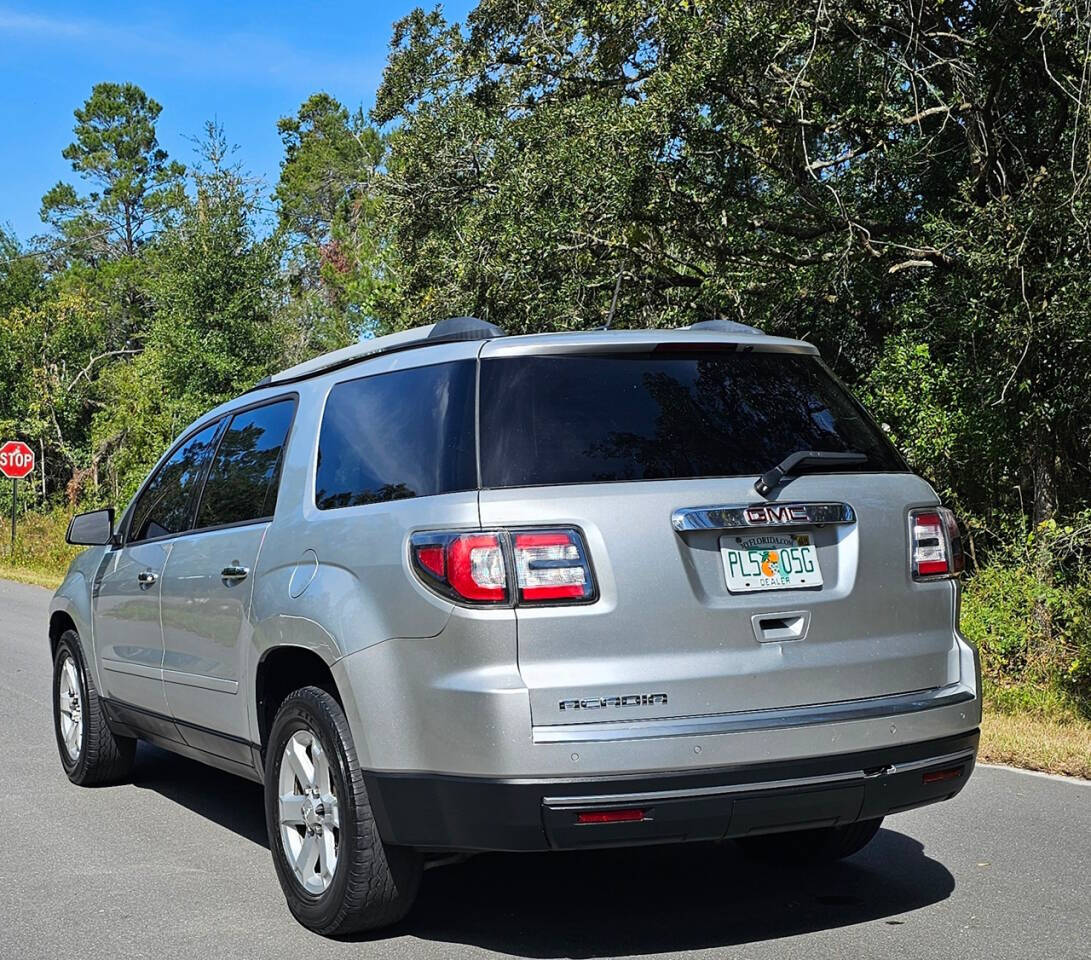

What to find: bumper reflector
left=576, top=809, right=646, bottom=824
left=922, top=766, right=963, bottom=785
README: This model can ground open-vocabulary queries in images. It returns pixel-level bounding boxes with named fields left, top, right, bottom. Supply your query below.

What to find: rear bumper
left=364, top=729, right=978, bottom=852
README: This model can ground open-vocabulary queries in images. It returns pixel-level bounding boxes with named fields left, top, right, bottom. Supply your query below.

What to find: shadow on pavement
left=396, top=832, right=954, bottom=957
left=130, top=742, right=955, bottom=957
left=130, top=742, right=268, bottom=847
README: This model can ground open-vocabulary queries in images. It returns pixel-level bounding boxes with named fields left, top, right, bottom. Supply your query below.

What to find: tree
left=371, top=0, right=1091, bottom=527
left=0, top=228, right=44, bottom=316
left=92, top=122, right=294, bottom=502
left=276, top=93, right=389, bottom=338
left=40, top=82, right=185, bottom=261
left=0, top=280, right=111, bottom=504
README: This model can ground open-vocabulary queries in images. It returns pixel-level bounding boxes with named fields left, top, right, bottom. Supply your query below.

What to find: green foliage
left=961, top=517, right=1091, bottom=718
left=370, top=0, right=1091, bottom=527
left=90, top=123, right=297, bottom=502
left=0, top=228, right=45, bottom=439
left=276, top=93, right=389, bottom=333
left=0, top=228, right=45, bottom=315
left=149, top=126, right=287, bottom=401
left=861, top=334, right=999, bottom=510
left=40, top=82, right=186, bottom=260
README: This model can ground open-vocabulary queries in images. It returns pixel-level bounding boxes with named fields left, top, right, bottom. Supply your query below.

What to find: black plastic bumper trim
left=363, top=730, right=979, bottom=852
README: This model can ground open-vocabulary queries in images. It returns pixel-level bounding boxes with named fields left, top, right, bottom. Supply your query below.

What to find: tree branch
left=66, top=348, right=140, bottom=393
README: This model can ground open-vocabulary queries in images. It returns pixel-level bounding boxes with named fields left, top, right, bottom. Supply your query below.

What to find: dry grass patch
left=980, top=707, right=1091, bottom=780
left=0, top=562, right=63, bottom=590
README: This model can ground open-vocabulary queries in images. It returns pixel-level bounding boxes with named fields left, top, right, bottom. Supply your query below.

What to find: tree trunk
left=124, top=204, right=135, bottom=256
left=1031, top=440, right=1057, bottom=528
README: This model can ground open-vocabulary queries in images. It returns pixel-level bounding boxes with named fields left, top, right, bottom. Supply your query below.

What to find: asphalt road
left=1, top=577, right=1088, bottom=960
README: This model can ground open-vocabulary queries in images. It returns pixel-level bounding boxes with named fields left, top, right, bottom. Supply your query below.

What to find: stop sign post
left=0, top=440, right=35, bottom=551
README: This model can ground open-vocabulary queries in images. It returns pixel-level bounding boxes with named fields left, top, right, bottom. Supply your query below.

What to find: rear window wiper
left=754, top=450, right=868, bottom=497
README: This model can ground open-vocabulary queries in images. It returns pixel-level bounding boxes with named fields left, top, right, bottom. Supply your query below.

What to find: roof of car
left=252, top=317, right=817, bottom=393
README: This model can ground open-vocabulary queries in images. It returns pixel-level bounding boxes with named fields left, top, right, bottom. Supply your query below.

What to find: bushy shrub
left=960, top=516, right=1091, bottom=719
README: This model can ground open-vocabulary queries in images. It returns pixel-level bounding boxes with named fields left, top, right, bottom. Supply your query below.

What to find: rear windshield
left=479, top=351, right=905, bottom=488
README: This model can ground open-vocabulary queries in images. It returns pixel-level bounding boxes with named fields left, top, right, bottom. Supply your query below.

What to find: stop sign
left=0, top=440, right=35, bottom=479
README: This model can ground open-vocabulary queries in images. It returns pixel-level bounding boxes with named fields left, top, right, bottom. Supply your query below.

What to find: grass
left=0, top=561, right=64, bottom=590
left=2, top=506, right=81, bottom=586
left=979, top=708, right=1091, bottom=780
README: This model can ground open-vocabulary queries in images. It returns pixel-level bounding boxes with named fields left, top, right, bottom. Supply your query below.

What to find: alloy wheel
left=57, top=653, right=83, bottom=761
left=278, top=729, right=341, bottom=894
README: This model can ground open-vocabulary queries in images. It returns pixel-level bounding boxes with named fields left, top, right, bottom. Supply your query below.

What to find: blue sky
left=0, top=1, right=473, bottom=242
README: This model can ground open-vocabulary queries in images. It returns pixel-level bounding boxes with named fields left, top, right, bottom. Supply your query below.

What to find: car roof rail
left=427, top=316, right=505, bottom=342
left=685, top=318, right=765, bottom=335
left=249, top=317, right=506, bottom=392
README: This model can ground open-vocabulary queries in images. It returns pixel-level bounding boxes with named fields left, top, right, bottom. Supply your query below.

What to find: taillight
left=411, top=532, right=508, bottom=604
left=909, top=507, right=963, bottom=580
left=447, top=534, right=508, bottom=601
left=942, top=508, right=965, bottom=574
left=512, top=529, right=594, bottom=603
left=410, top=528, right=596, bottom=606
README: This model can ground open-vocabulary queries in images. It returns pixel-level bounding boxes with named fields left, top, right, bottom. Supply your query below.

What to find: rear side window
left=128, top=421, right=222, bottom=542
left=479, top=352, right=905, bottom=488
left=316, top=361, right=476, bottom=510
left=196, top=398, right=296, bottom=529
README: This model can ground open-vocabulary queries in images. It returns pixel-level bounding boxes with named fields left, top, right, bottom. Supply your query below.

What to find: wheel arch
left=48, top=580, right=98, bottom=688
left=49, top=609, right=78, bottom=656
left=255, top=645, right=342, bottom=760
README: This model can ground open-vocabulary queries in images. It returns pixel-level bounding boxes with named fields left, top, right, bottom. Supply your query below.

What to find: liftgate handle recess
left=0, top=440, right=35, bottom=551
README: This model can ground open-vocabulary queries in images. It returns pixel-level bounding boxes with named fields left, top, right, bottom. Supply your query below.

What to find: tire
left=52, top=629, right=136, bottom=786
left=736, top=817, right=884, bottom=864
left=264, top=685, right=422, bottom=935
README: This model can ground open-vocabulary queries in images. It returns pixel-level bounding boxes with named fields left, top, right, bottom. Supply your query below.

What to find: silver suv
left=50, top=317, right=980, bottom=934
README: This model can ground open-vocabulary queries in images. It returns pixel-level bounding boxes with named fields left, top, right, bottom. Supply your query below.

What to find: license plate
left=721, top=534, right=823, bottom=593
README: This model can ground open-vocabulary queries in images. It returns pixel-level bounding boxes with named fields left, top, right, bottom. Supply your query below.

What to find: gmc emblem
left=671, top=501, right=856, bottom=533
left=745, top=505, right=810, bottom=525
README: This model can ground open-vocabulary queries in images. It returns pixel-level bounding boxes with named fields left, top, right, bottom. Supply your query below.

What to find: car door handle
left=137, top=570, right=158, bottom=586
left=220, top=565, right=249, bottom=581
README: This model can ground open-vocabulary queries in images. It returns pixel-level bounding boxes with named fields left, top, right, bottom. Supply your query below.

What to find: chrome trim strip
left=532, top=682, right=975, bottom=744
left=671, top=501, right=857, bottom=532
left=543, top=748, right=976, bottom=807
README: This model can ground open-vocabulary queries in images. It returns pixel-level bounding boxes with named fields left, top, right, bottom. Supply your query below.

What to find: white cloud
left=0, top=9, right=88, bottom=37
left=0, top=6, right=380, bottom=90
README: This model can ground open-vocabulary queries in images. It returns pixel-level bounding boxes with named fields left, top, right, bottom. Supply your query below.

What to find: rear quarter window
left=479, top=351, right=905, bottom=488
left=315, top=360, right=477, bottom=509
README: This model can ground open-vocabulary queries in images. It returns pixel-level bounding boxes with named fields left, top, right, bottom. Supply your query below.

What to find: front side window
left=128, top=421, right=222, bottom=543
left=479, top=351, right=906, bottom=488
left=316, top=361, right=476, bottom=510
left=196, top=398, right=296, bottom=529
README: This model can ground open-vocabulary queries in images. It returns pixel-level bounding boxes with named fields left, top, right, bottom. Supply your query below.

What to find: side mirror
left=66, top=508, right=115, bottom=546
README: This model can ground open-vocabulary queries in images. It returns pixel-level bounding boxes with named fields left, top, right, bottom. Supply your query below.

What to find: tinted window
left=196, top=399, right=295, bottom=528
left=316, top=361, right=476, bottom=510
left=480, top=352, right=905, bottom=488
left=128, top=422, right=222, bottom=542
